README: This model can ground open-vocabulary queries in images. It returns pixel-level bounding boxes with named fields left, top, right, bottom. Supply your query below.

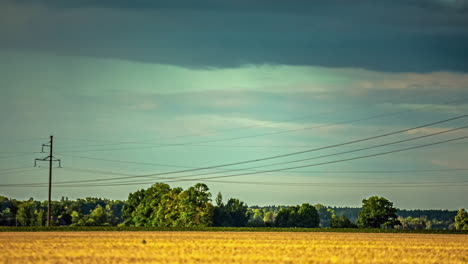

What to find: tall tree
left=331, top=214, right=357, bottom=228
left=263, top=211, right=275, bottom=226
left=275, top=207, right=290, bottom=227
left=122, top=183, right=213, bottom=227
left=357, top=196, right=400, bottom=228
left=275, top=204, right=320, bottom=228
left=213, top=192, right=230, bottom=227
left=314, top=204, right=334, bottom=227
left=224, top=198, right=248, bottom=227
left=297, top=204, right=320, bottom=228
left=455, top=208, right=468, bottom=230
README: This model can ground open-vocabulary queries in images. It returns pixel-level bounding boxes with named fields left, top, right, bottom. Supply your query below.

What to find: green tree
left=263, top=211, right=275, bottom=226
left=275, top=207, right=290, bottom=227
left=122, top=189, right=146, bottom=226
left=122, top=183, right=214, bottom=227
left=331, top=214, right=357, bottom=228
left=16, top=200, right=41, bottom=226
left=213, top=193, right=230, bottom=227
left=89, top=205, right=108, bottom=226
left=213, top=195, right=249, bottom=227
left=36, top=209, right=45, bottom=226
left=248, top=209, right=265, bottom=227
left=275, top=204, right=320, bottom=228
left=224, top=198, right=248, bottom=227
left=70, top=211, right=81, bottom=226
left=177, top=183, right=213, bottom=227
left=455, top=208, right=468, bottom=230
left=215, top=192, right=223, bottom=207
left=314, top=204, right=334, bottom=227
left=297, top=204, right=320, bottom=228
left=357, top=196, right=400, bottom=228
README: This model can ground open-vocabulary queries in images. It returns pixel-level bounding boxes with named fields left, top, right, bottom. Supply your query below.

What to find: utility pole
left=35, top=135, right=61, bottom=226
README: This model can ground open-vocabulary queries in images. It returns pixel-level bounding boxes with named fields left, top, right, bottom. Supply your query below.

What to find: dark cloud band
left=3, top=0, right=468, bottom=72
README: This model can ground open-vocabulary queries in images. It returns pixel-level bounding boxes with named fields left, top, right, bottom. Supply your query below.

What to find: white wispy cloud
left=431, top=159, right=468, bottom=169
left=350, top=71, right=468, bottom=91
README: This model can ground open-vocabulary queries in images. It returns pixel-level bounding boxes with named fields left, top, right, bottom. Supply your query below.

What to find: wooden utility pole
left=35, top=135, right=61, bottom=226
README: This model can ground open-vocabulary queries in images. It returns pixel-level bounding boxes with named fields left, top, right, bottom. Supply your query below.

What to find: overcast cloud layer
left=1, top=0, right=468, bottom=209
left=2, top=0, right=468, bottom=72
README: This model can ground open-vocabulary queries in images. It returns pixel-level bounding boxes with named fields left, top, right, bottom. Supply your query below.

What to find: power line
left=46, top=113, right=468, bottom=185
left=0, top=153, right=35, bottom=160
left=62, top=135, right=468, bottom=187
left=155, top=124, right=468, bottom=181
left=0, top=166, right=38, bottom=172
left=57, top=154, right=195, bottom=169
left=58, top=135, right=468, bottom=187
left=165, top=135, right=468, bottom=183
left=3, top=115, right=466, bottom=187
left=7, top=132, right=468, bottom=187
left=58, top=152, right=468, bottom=175
left=3, top=165, right=468, bottom=188
left=55, top=141, right=468, bottom=150
left=53, top=92, right=418, bottom=148
left=55, top=124, right=468, bottom=186
left=0, top=167, right=43, bottom=177
left=8, top=179, right=468, bottom=188
left=60, top=166, right=468, bottom=177
left=172, top=179, right=468, bottom=187
left=55, top=97, right=468, bottom=153
left=0, top=150, right=36, bottom=154
left=63, top=167, right=468, bottom=175
left=0, top=137, right=47, bottom=144
left=62, top=166, right=468, bottom=186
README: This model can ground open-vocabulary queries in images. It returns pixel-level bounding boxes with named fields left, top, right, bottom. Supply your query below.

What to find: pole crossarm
left=34, top=157, right=61, bottom=167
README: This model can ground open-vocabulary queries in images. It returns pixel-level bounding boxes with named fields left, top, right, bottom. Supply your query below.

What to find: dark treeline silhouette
left=0, top=183, right=464, bottom=230
left=0, top=195, right=124, bottom=226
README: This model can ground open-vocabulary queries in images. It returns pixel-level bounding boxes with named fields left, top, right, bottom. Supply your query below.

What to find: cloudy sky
left=1, top=0, right=468, bottom=209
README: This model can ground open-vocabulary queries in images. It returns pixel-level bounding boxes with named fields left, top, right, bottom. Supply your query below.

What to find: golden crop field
left=0, top=232, right=467, bottom=264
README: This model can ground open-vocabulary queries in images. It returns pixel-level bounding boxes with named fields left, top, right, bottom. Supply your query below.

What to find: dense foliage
left=0, top=188, right=461, bottom=230
left=275, top=204, right=320, bottom=228
left=331, top=214, right=357, bottom=228
left=455, top=208, right=468, bottom=230
left=357, top=196, right=400, bottom=228
left=122, top=183, right=213, bottom=227
left=213, top=193, right=249, bottom=227
left=0, top=195, right=124, bottom=226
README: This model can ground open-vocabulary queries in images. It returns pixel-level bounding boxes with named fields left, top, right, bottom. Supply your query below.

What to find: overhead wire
left=0, top=167, right=45, bottom=177
left=5, top=130, right=468, bottom=187
left=55, top=97, right=468, bottom=153
left=6, top=178, right=468, bottom=188
left=149, top=124, right=468, bottom=181
left=0, top=166, right=38, bottom=172
left=0, top=153, right=36, bottom=160
left=54, top=92, right=417, bottom=148
left=56, top=167, right=468, bottom=188
left=163, top=135, right=468, bottom=184
left=52, top=123, right=468, bottom=186
left=48, top=134, right=468, bottom=188
left=44, top=113, right=468, bottom=185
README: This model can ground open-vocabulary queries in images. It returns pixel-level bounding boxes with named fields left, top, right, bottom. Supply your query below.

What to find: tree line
left=1, top=183, right=467, bottom=230
left=0, top=196, right=125, bottom=226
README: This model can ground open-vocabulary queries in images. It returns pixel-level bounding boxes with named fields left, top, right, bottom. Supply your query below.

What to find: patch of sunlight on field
left=0, top=232, right=467, bottom=264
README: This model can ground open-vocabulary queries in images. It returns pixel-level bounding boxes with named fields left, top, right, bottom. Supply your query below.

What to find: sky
left=1, top=0, right=468, bottom=209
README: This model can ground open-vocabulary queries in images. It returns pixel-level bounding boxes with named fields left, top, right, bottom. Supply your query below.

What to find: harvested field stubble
left=0, top=232, right=467, bottom=264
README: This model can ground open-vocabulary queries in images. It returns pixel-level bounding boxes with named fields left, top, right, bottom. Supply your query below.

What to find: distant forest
left=0, top=183, right=460, bottom=230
